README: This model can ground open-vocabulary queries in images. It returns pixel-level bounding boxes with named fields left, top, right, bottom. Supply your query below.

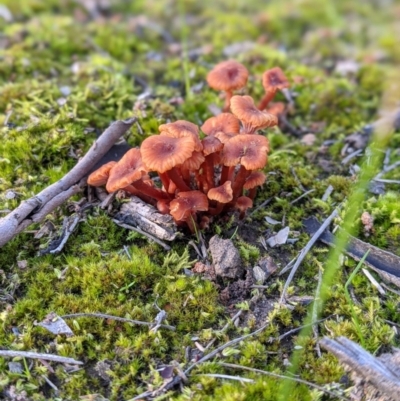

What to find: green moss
left=1, top=0, right=399, bottom=399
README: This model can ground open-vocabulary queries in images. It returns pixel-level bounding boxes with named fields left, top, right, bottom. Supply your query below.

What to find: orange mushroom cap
left=214, top=131, right=238, bottom=144
left=181, top=151, right=205, bottom=170
left=262, top=67, right=289, bottom=92
left=222, top=134, right=270, bottom=170
left=267, top=102, right=286, bottom=116
left=140, top=135, right=195, bottom=174
left=201, top=113, right=240, bottom=136
left=243, top=171, right=266, bottom=190
left=87, top=161, right=117, bottom=186
left=207, top=181, right=233, bottom=203
left=159, top=120, right=202, bottom=152
left=230, top=95, right=278, bottom=130
left=207, top=60, right=249, bottom=92
left=169, top=191, right=209, bottom=221
left=201, top=136, right=223, bottom=157
left=106, top=149, right=147, bottom=192
left=235, top=196, right=253, bottom=216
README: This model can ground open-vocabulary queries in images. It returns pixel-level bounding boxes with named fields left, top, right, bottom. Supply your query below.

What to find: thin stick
left=219, top=363, right=349, bottom=400
left=61, top=312, right=175, bottom=331
left=277, top=317, right=330, bottom=342
left=112, top=220, right=171, bottom=250
left=47, top=215, right=80, bottom=255
left=279, top=208, right=338, bottom=303
left=184, top=323, right=269, bottom=374
left=0, top=118, right=136, bottom=247
left=0, top=350, right=83, bottom=365
left=290, top=189, right=315, bottom=205
left=197, top=373, right=254, bottom=383
left=341, top=149, right=363, bottom=165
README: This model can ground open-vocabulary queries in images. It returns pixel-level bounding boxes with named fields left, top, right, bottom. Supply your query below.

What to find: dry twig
left=0, top=350, right=83, bottom=365
left=61, top=312, right=175, bottom=331
left=0, top=118, right=137, bottom=247
left=280, top=208, right=339, bottom=303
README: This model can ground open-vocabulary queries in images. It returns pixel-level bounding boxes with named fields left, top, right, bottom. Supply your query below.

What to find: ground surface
left=1, top=1, right=400, bottom=400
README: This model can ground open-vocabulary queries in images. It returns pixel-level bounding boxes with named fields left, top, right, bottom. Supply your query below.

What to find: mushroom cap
left=262, top=67, right=289, bottom=92
left=87, top=161, right=117, bottom=187
left=106, top=149, right=147, bottom=192
left=159, top=120, right=202, bottom=152
left=159, top=120, right=199, bottom=136
left=222, top=134, right=270, bottom=170
left=169, top=190, right=209, bottom=221
left=235, top=196, right=253, bottom=212
left=267, top=102, right=286, bottom=116
left=140, top=135, right=195, bottom=174
left=214, top=131, right=238, bottom=144
left=207, top=181, right=233, bottom=203
left=244, top=171, right=266, bottom=190
left=201, top=136, right=223, bottom=156
left=207, top=60, right=249, bottom=92
left=181, top=151, right=205, bottom=170
left=230, top=95, right=278, bottom=129
left=201, top=113, right=240, bottom=136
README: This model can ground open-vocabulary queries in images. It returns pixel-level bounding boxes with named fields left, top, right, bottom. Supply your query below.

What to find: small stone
left=266, top=227, right=290, bottom=247
left=17, top=260, right=28, bottom=269
left=301, top=133, right=316, bottom=146
left=253, top=265, right=267, bottom=284
left=5, top=190, right=16, bottom=200
left=258, top=256, right=278, bottom=278
left=8, top=362, right=23, bottom=374
left=209, top=235, right=243, bottom=279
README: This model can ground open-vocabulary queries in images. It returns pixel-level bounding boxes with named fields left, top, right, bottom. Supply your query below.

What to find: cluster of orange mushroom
left=88, top=61, right=290, bottom=232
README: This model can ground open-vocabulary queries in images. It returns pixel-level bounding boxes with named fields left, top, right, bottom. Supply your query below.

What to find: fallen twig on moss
left=0, top=118, right=137, bottom=248
left=0, top=350, right=83, bottom=365
left=320, top=336, right=400, bottom=400
left=61, top=312, right=176, bottom=331
left=280, top=208, right=339, bottom=303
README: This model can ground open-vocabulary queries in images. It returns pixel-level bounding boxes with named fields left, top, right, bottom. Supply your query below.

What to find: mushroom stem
left=131, top=179, right=169, bottom=201
left=258, top=88, right=277, bottom=111
left=223, top=90, right=233, bottom=112
left=220, top=165, right=234, bottom=185
left=202, top=155, right=215, bottom=193
left=209, top=202, right=224, bottom=215
left=167, top=167, right=191, bottom=192
left=248, top=187, right=258, bottom=200
left=123, top=185, right=157, bottom=205
left=158, top=172, right=171, bottom=192
left=232, top=165, right=251, bottom=201
left=181, top=167, right=191, bottom=186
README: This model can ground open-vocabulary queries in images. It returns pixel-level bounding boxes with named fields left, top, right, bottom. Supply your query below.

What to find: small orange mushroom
left=230, top=95, right=278, bottom=134
left=207, top=60, right=249, bottom=112
left=235, top=196, right=253, bottom=219
left=87, top=161, right=117, bottom=187
left=207, top=181, right=233, bottom=215
left=222, top=134, right=270, bottom=201
left=106, top=148, right=168, bottom=202
left=244, top=171, right=266, bottom=200
left=169, top=190, right=209, bottom=232
left=258, top=67, right=289, bottom=111
left=140, top=135, right=195, bottom=193
left=201, top=113, right=240, bottom=136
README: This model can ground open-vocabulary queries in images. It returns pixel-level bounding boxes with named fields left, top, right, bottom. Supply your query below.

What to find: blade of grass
left=344, top=249, right=370, bottom=348
left=278, top=69, right=399, bottom=400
